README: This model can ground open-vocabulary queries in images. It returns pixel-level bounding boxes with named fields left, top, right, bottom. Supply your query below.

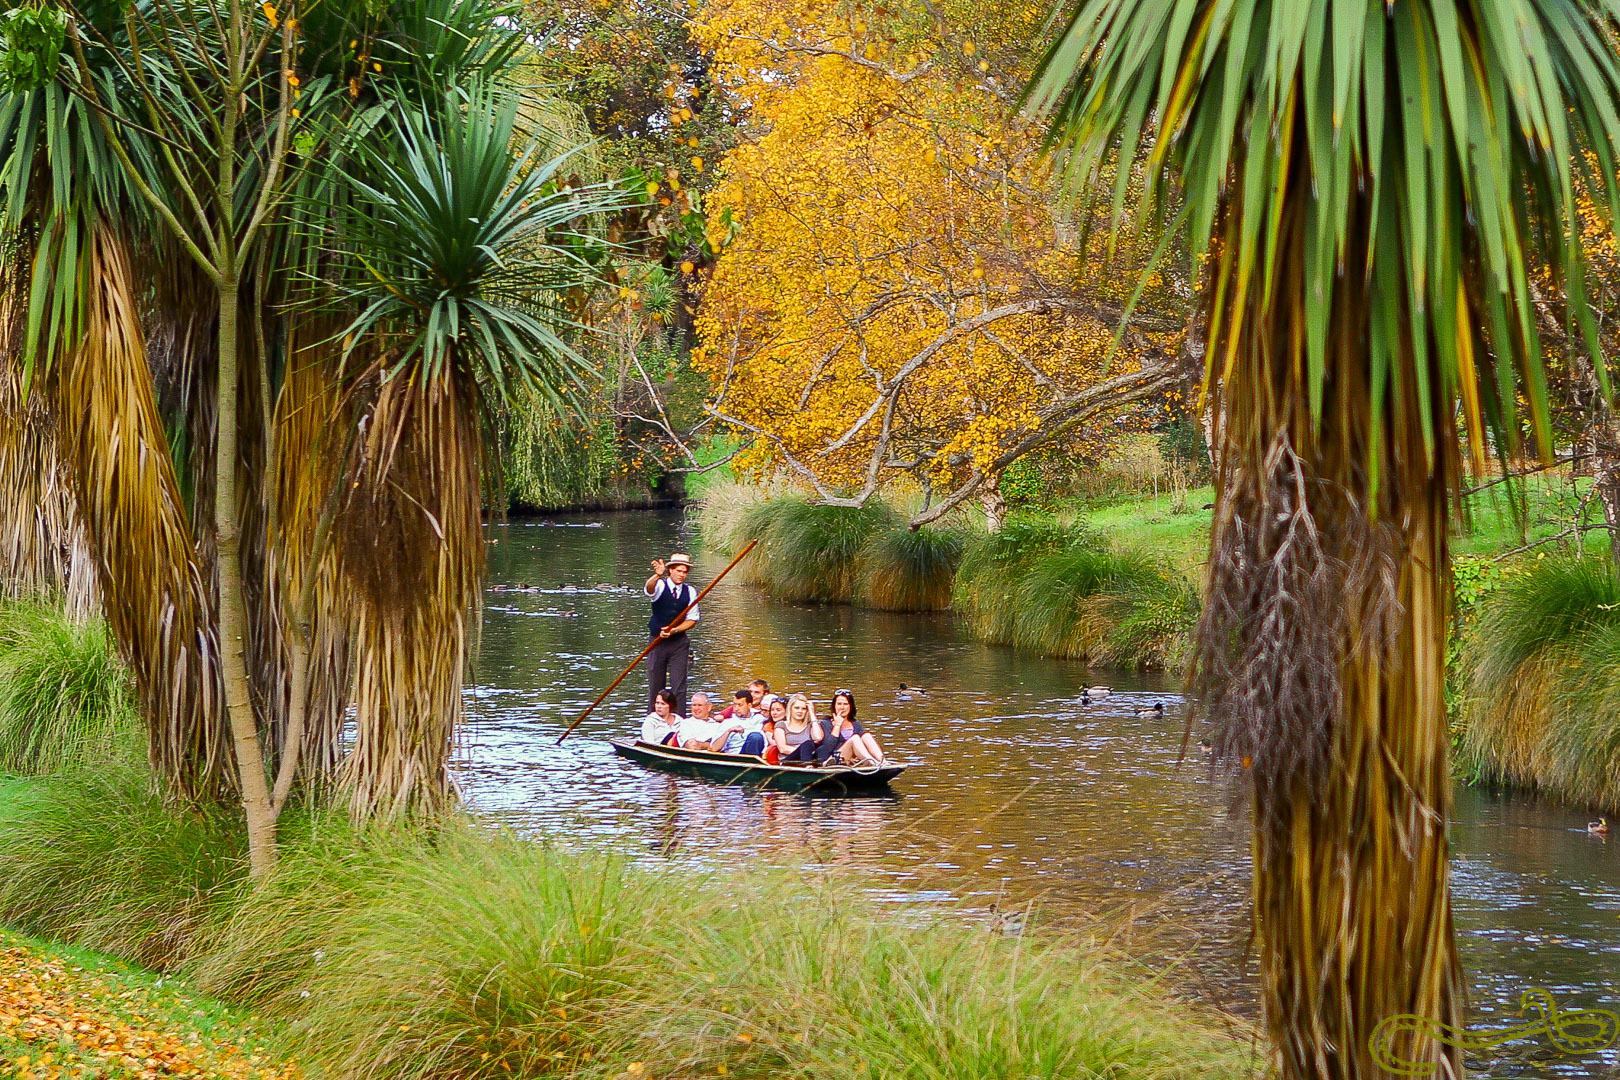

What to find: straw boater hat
left=667, top=554, right=692, bottom=569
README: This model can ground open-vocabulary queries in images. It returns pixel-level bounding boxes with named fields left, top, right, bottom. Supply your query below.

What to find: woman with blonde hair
left=773, top=692, right=826, bottom=765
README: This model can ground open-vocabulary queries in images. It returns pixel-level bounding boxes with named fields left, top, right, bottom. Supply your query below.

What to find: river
left=464, top=509, right=1620, bottom=1078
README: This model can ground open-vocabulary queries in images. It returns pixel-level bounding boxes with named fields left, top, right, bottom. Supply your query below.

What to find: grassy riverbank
left=696, top=481, right=1198, bottom=669
left=0, top=603, right=1256, bottom=1080
left=0, top=769, right=1255, bottom=1080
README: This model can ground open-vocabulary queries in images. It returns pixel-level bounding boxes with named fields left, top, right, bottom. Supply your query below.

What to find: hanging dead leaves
left=0, top=943, right=296, bottom=1080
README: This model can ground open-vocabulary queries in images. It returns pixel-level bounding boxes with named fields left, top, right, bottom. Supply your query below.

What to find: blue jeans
left=739, top=732, right=767, bottom=756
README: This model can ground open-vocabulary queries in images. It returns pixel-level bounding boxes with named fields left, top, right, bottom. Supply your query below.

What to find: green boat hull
left=609, top=740, right=906, bottom=793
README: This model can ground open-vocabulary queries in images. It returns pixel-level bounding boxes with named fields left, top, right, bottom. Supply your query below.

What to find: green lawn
left=1066, top=470, right=1609, bottom=570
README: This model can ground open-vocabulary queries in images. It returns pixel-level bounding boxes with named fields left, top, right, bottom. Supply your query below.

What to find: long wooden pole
left=556, top=539, right=759, bottom=745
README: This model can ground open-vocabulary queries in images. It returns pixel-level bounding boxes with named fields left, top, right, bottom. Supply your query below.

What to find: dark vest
left=649, top=580, right=695, bottom=638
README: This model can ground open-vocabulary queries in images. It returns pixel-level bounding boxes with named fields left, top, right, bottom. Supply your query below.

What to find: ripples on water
left=465, top=511, right=1620, bottom=1077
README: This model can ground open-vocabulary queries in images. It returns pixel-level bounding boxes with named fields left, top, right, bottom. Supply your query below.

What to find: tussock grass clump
left=954, top=515, right=1196, bottom=668
left=0, top=601, right=140, bottom=775
left=854, top=522, right=966, bottom=610
left=951, top=516, right=1078, bottom=641
left=0, top=769, right=242, bottom=968
left=1461, top=556, right=1620, bottom=812
left=0, top=767, right=1253, bottom=1080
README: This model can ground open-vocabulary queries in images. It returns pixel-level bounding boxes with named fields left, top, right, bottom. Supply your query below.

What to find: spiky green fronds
left=1029, top=0, right=1620, bottom=472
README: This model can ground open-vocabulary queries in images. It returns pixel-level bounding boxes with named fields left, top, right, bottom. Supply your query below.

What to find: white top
left=720, top=711, right=766, bottom=753
left=678, top=717, right=724, bottom=746
left=646, top=578, right=700, bottom=622
left=641, top=712, right=681, bottom=745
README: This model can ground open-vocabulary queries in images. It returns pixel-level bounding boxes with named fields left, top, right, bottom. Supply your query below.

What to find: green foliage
left=0, top=765, right=1254, bottom=1080
left=501, top=386, right=628, bottom=511
left=744, top=496, right=903, bottom=604
left=335, top=87, right=624, bottom=404
left=0, top=602, right=139, bottom=776
left=855, top=523, right=966, bottom=611
left=0, top=5, right=66, bottom=94
left=955, top=515, right=1196, bottom=669
left=0, top=769, right=242, bottom=968
left=1029, top=0, right=1620, bottom=469
left=1459, top=555, right=1620, bottom=812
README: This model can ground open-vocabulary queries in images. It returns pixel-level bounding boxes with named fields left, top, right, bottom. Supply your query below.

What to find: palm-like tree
left=1, top=0, right=622, bottom=868
left=326, top=90, right=614, bottom=820
left=1029, top=1, right=1620, bottom=1075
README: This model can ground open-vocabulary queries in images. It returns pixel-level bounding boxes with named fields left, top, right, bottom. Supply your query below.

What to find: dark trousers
left=739, top=732, right=767, bottom=756
left=782, top=737, right=837, bottom=765
left=647, top=633, right=690, bottom=713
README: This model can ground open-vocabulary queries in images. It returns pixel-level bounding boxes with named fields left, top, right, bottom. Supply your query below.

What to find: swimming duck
left=987, top=903, right=1025, bottom=938
left=1590, top=817, right=1610, bottom=835
left=1083, top=685, right=1111, bottom=698
left=1197, top=739, right=1213, bottom=755
left=1135, top=702, right=1165, bottom=718
left=898, top=684, right=928, bottom=695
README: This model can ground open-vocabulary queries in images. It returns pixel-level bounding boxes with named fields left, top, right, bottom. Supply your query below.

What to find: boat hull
left=609, top=740, right=905, bottom=792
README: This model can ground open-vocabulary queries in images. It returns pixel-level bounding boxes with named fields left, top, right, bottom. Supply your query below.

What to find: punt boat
left=609, top=740, right=907, bottom=793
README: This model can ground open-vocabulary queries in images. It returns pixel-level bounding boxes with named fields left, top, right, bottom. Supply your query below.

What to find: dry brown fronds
left=339, top=365, right=482, bottom=822
left=55, top=223, right=230, bottom=799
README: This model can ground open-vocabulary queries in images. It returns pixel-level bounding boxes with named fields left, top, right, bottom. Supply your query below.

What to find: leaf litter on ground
left=0, top=934, right=296, bottom=1080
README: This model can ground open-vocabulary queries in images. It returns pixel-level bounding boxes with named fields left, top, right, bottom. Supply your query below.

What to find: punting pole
left=555, top=539, right=759, bottom=745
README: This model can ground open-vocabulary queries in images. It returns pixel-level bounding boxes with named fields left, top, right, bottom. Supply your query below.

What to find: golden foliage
left=691, top=0, right=1183, bottom=496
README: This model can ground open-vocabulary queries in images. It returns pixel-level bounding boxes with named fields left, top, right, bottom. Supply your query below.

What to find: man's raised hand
left=651, top=558, right=666, bottom=577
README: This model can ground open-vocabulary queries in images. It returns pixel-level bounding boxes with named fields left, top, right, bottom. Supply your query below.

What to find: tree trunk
left=215, top=271, right=277, bottom=881
left=981, top=473, right=1006, bottom=534
left=1569, top=350, right=1620, bottom=567
left=1195, top=184, right=1464, bottom=1079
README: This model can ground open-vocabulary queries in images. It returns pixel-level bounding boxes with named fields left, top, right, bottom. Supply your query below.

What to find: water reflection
left=467, top=510, right=1620, bottom=1077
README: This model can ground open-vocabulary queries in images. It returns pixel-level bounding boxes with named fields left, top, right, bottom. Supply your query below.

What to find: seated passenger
left=761, top=695, right=788, bottom=763
left=640, top=690, right=683, bottom=746
left=679, top=692, right=742, bottom=751
left=827, top=690, right=885, bottom=765
left=774, top=692, right=826, bottom=765
left=721, top=678, right=771, bottom=719
left=721, top=689, right=769, bottom=756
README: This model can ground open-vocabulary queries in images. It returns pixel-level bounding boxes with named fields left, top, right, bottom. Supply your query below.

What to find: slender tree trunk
left=1569, top=351, right=1620, bottom=568
left=981, top=473, right=1006, bottom=533
left=215, top=271, right=276, bottom=880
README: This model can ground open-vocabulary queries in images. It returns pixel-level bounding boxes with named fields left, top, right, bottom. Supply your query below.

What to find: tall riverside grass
left=1460, top=556, right=1620, bottom=812
left=0, top=769, right=242, bottom=968
left=955, top=517, right=1197, bottom=668
left=854, top=523, right=965, bottom=610
left=0, top=601, right=139, bottom=775
left=0, top=766, right=1254, bottom=1080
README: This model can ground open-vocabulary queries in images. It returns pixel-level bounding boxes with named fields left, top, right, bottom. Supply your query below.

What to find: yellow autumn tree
left=691, top=0, right=1191, bottom=524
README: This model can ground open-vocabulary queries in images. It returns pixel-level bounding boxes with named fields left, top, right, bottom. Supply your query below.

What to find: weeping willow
left=1029, top=0, right=1620, bottom=1076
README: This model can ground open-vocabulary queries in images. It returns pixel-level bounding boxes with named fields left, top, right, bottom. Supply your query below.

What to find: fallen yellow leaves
left=0, top=942, right=297, bottom=1080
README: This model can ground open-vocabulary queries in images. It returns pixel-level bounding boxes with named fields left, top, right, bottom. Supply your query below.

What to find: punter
left=645, top=552, right=700, bottom=714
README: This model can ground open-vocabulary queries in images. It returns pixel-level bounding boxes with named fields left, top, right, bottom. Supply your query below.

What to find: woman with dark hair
left=640, top=689, right=683, bottom=746
left=827, top=690, right=884, bottom=765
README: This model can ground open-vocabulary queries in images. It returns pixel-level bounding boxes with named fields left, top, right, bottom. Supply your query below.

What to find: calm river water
left=465, top=510, right=1620, bottom=1078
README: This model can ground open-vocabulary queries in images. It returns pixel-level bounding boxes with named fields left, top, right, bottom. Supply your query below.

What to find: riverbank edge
left=0, top=764, right=1259, bottom=1080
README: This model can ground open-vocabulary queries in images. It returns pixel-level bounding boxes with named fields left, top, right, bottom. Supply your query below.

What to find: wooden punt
left=609, top=740, right=906, bottom=793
